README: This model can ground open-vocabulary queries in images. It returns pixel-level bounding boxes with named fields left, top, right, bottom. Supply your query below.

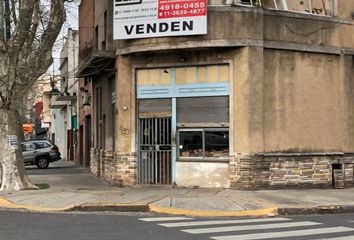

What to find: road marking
left=159, top=217, right=290, bottom=227
left=138, top=217, right=193, bottom=222
left=211, top=227, right=354, bottom=240
left=183, top=221, right=322, bottom=234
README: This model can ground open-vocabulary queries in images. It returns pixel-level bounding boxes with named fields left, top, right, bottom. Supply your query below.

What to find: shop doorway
left=85, top=115, right=91, bottom=168
left=138, top=117, right=172, bottom=184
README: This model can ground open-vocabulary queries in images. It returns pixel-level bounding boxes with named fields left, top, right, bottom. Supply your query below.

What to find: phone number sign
left=113, top=0, right=207, bottom=40
left=158, top=0, right=207, bottom=19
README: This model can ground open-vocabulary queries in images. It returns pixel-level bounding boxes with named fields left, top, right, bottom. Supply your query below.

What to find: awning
left=50, top=99, right=68, bottom=109
left=55, top=95, right=76, bottom=102
left=36, top=128, right=48, bottom=136
left=50, top=94, right=76, bottom=109
left=76, top=51, right=115, bottom=78
left=23, top=124, right=33, bottom=133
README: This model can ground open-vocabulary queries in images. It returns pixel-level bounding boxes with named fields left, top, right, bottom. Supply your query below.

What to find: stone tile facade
left=90, top=149, right=137, bottom=186
left=90, top=148, right=99, bottom=176
left=91, top=149, right=354, bottom=189
left=116, top=154, right=137, bottom=187
left=230, top=153, right=354, bottom=189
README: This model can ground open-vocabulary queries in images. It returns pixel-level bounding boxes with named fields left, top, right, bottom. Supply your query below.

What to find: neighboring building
left=22, top=78, right=47, bottom=140
left=23, top=74, right=61, bottom=141
left=26, top=74, right=54, bottom=140
left=52, top=29, right=79, bottom=162
left=42, top=74, right=61, bottom=142
left=78, top=0, right=354, bottom=189
left=77, top=0, right=115, bottom=180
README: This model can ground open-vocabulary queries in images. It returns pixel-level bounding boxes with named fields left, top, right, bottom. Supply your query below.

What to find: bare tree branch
left=10, top=0, right=18, bottom=26
left=12, top=0, right=36, bottom=54
left=0, top=0, right=69, bottom=191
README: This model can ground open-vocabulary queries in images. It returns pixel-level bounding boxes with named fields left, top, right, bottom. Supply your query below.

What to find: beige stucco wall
left=117, top=6, right=354, bottom=55
left=112, top=4, right=354, bottom=187
left=336, top=1, right=354, bottom=20
left=176, top=162, right=229, bottom=188
left=263, top=50, right=343, bottom=152
left=115, top=48, right=354, bottom=174
left=233, top=47, right=265, bottom=154
left=233, top=47, right=354, bottom=154
left=115, top=56, right=134, bottom=154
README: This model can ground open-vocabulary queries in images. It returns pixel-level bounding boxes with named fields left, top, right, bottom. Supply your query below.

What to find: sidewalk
left=1, top=160, right=354, bottom=217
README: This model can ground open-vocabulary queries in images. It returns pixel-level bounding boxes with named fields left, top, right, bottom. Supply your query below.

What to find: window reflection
left=178, top=129, right=229, bottom=160
left=205, top=131, right=229, bottom=158
left=179, top=131, right=203, bottom=158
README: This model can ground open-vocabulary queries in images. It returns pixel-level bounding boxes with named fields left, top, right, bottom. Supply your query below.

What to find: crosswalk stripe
left=211, top=226, right=354, bottom=240
left=138, top=217, right=193, bottom=222
left=159, top=217, right=290, bottom=228
left=183, top=221, right=322, bottom=234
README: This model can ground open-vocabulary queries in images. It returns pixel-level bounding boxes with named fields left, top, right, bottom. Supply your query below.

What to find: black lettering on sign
left=124, top=25, right=134, bottom=35
left=183, top=21, right=193, bottom=31
left=123, top=21, right=194, bottom=35
left=136, top=24, right=144, bottom=34
left=147, top=24, right=157, bottom=33
left=159, top=23, right=169, bottom=32
left=171, top=22, right=180, bottom=32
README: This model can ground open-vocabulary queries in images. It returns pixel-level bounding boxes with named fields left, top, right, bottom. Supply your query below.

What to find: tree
left=0, top=0, right=68, bottom=191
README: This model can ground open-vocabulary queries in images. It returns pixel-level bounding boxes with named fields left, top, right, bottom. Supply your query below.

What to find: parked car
left=21, top=140, right=61, bottom=169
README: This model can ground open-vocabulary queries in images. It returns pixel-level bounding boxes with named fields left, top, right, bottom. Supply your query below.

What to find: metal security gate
left=138, top=118, right=172, bottom=184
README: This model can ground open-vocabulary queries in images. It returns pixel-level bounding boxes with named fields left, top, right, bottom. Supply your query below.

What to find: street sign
left=8, top=135, right=18, bottom=150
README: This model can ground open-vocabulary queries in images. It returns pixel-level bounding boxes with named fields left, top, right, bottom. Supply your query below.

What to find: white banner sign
left=113, top=0, right=207, bottom=40
left=8, top=135, right=18, bottom=150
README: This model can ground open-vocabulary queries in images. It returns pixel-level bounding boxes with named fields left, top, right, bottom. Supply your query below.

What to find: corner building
left=80, top=0, right=354, bottom=189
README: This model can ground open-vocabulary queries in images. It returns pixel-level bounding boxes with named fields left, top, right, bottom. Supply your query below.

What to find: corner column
left=229, top=46, right=265, bottom=188
left=115, top=55, right=137, bottom=186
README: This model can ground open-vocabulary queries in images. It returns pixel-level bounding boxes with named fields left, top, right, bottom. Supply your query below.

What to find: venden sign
left=113, top=0, right=207, bottom=40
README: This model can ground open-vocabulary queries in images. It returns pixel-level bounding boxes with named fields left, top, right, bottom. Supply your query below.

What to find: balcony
left=233, top=0, right=334, bottom=16
left=76, top=51, right=115, bottom=78
left=117, top=1, right=352, bottom=56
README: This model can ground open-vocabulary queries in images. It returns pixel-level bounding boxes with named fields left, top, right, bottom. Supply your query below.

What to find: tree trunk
left=0, top=108, right=37, bottom=191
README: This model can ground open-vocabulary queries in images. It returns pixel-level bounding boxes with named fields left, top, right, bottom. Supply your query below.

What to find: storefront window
left=205, top=131, right=229, bottom=159
left=178, top=129, right=229, bottom=160
left=179, top=130, right=203, bottom=158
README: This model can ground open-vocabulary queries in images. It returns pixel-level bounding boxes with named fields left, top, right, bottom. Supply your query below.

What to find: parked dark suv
left=21, top=140, right=61, bottom=169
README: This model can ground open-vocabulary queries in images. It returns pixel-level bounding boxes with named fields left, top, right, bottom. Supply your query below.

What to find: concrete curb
left=148, top=204, right=279, bottom=217
left=0, top=198, right=148, bottom=213
left=278, top=205, right=354, bottom=215
left=0, top=198, right=74, bottom=212
left=2, top=197, right=354, bottom=217
left=0, top=197, right=279, bottom=217
left=72, top=204, right=149, bottom=212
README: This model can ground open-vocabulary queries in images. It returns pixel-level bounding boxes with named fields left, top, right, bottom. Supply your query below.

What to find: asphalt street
left=1, top=211, right=354, bottom=240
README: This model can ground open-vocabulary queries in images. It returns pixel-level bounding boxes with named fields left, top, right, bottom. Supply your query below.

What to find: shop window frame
left=177, top=128, right=229, bottom=161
